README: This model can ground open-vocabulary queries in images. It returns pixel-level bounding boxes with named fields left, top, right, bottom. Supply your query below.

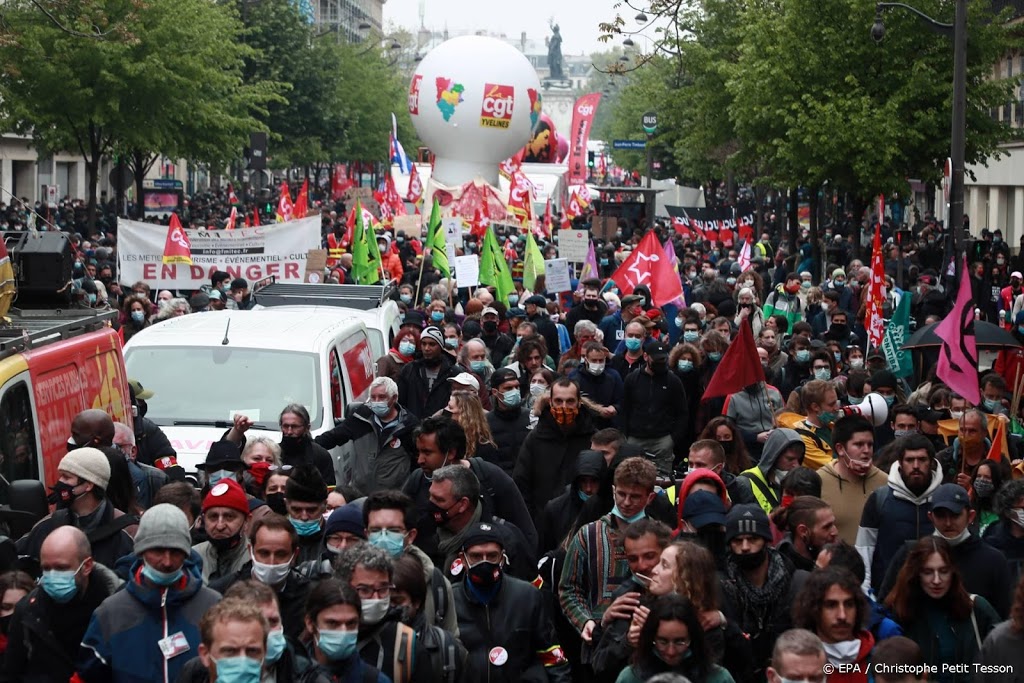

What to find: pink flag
left=865, top=220, right=886, bottom=348
left=737, top=239, right=752, bottom=271
left=662, top=238, right=687, bottom=307
left=936, top=256, right=981, bottom=405
left=576, top=241, right=600, bottom=292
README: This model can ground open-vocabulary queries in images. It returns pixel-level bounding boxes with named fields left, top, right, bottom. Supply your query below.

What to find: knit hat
left=324, top=503, right=366, bottom=539
left=832, top=268, right=846, bottom=279
left=724, top=504, right=772, bottom=543
left=134, top=503, right=192, bottom=555
left=285, top=465, right=327, bottom=504
left=421, top=326, right=444, bottom=347
left=58, top=448, right=111, bottom=490
left=202, top=479, right=249, bottom=515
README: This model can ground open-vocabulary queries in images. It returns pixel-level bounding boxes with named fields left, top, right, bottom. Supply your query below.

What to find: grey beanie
left=59, top=447, right=111, bottom=489
left=134, top=503, right=192, bottom=555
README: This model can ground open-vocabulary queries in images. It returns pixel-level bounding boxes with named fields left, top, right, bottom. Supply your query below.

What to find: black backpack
left=418, top=623, right=466, bottom=683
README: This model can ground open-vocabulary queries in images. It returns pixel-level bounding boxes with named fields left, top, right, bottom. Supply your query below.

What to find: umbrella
left=901, top=321, right=1021, bottom=350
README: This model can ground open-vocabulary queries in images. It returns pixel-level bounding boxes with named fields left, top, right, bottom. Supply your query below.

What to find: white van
left=123, top=308, right=375, bottom=476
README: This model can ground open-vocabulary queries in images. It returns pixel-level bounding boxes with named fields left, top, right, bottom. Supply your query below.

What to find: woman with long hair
left=699, top=417, right=752, bottom=475
left=971, top=460, right=1006, bottom=536
left=119, top=294, right=152, bottom=344
left=884, top=537, right=999, bottom=682
left=375, top=328, right=421, bottom=381
left=617, top=593, right=734, bottom=683
left=445, top=390, right=498, bottom=462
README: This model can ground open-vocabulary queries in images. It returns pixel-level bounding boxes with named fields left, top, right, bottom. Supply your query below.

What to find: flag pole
left=414, top=249, right=428, bottom=306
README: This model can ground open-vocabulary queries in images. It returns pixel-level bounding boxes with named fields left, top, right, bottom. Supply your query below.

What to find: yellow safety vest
left=740, top=466, right=778, bottom=515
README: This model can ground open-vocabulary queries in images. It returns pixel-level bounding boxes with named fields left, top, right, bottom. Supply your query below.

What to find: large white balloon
left=409, top=36, right=541, bottom=187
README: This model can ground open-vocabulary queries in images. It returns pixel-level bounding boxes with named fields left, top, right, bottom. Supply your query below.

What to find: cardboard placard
left=591, top=215, right=618, bottom=240
left=558, top=229, right=590, bottom=262
left=304, top=249, right=328, bottom=282
left=544, top=258, right=572, bottom=293
left=454, top=255, right=479, bottom=288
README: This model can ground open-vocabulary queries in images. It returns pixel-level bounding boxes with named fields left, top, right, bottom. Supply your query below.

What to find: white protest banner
left=558, top=229, right=590, bottom=262
left=443, top=217, right=463, bottom=263
left=544, top=258, right=572, bottom=293
left=454, top=255, right=479, bottom=288
left=118, top=216, right=321, bottom=288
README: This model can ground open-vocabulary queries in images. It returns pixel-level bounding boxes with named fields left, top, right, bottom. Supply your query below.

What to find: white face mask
left=950, top=410, right=964, bottom=420
left=361, top=597, right=390, bottom=625
left=587, top=362, right=605, bottom=376
left=1011, top=509, right=1024, bottom=530
left=251, top=552, right=292, bottom=586
left=935, top=526, right=970, bottom=547
left=774, top=468, right=790, bottom=485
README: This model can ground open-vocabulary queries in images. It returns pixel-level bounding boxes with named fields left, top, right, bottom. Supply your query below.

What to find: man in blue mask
left=78, top=504, right=220, bottom=682
left=5, top=527, right=119, bottom=682
left=485, top=368, right=531, bottom=477
left=283, top=465, right=329, bottom=565
left=195, top=598, right=267, bottom=683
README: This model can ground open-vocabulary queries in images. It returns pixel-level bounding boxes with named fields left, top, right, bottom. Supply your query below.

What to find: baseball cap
left=449, top=372, right=480, bottom=391
left=128, top=379, right=154, bottom=400
left=1013, top=271, right=1023, bottom=280
left=682, top=490, right=727, bottom=529
left=490, top=368, right=519, bottom=389
left=461, top=522, right=504, bottom=551
left=644, top=340, right=669, bottom=358
left=931, top=484, right=970, bottom=514
left=482, top=307, right=500, bottom=318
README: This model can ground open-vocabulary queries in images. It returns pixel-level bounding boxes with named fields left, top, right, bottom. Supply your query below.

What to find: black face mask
left=47, top=481, right=80, bottom=509
left=265, top=492, right=287, bottom=515
left=584, top=300, right=598, bottom=309
left=209, top=531, right=244, bottom=553
left=732, top=547, right=767, bottom=570
left=280, top=435, right=306, bottom=453
left=649, top=359, right=668, bottom=374
left=428, top=500, right=458, bottom=526
left=482, top=320, right=498, bottom=334
left=423, top=354, right=442, bottom=368
left=830, top=324, right=849, bottom=339
left=466, top=560, right=503, bottom=591
left=719, top=440, right=735, bottom=455
left=744, top=383, right=761, bottom=395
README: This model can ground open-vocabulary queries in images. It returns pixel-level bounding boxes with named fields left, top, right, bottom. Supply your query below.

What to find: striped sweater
left=558, top=513, right=631, bottom=633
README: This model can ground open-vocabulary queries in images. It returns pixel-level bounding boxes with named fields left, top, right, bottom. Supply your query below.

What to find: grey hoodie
left=757, top=427, right=805, bottom=477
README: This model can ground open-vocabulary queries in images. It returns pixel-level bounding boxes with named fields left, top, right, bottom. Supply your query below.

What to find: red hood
left=676, top=468, right=731, bottom=528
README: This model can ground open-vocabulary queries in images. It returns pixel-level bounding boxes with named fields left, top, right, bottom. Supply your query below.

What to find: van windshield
left=125, top=347, right=322, bottom=430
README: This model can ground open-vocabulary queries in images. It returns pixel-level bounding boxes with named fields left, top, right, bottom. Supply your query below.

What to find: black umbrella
left=901, top=321, right=1022, bottom=350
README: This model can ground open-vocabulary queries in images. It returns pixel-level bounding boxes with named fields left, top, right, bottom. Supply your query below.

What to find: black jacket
left=620, top=368, right=688, bottom=441
left=398, top=355, right=464, bottom=420
left=281, top=436, right=336, bottom=486
left=133, top=417, right=176, bottom=466
left=404, top=458, right=538, bottom=564
left=209, top=565, right=313, bottom=642
left=538, top=450, right=605, bottom=554
left=1, top=565, right=120, bottom=683
left=528, top=314, right=562, bottom=365
left=174, top=643, right=332, bottom=683
left=564, top=300, right=607, bottom=345
left=481, top=332, right=515, bottom=369
left=454, top=575, right=571, bottom=683
left=485, top=403, right=530, bottom=476
left=16, top=501, right=136, bottom=570
left=568, top=367, right=624, bottom=430
left=983, top=520, right=1024, bottom=588
left=314, top=404, right=418, bottom=496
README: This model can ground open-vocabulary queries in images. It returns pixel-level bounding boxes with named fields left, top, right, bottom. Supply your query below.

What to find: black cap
left=462, top=522, right=505, bottom=551
left=490, top=367, right=519, bottom=389
left=644, top=339, right=669, bottom=357
left=524, top=294, right=547, bottom=307
left=403, top=310, right=425, bottom=328
left=931, top=484, right=970, bottom=514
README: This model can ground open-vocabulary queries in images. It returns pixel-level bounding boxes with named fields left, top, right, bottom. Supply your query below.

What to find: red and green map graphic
left=436, top=77, right=465, bottom=122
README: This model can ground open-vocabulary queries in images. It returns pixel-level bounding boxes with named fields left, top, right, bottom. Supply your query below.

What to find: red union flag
left=408, top=74, right=422, bottom=116
left=162, top=214, right=192, bottom=265
left=609, top=231, right=683, bottom=307
left=865, top=218, right=886, bottom=348
left=276, top=182, right=293, bottom=222
left=567, top=93, right=602, bottom=185
left=937, top=255, right=981, bottom=404
left=406, top=164, right=423, bottom=204
left=507, top=170, right=533, bottom=226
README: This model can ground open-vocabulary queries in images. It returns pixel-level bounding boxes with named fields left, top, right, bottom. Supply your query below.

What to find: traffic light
left=588, top=151, right=595, bottom=167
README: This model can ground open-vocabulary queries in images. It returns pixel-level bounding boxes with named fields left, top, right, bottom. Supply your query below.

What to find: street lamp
left=871, top=1, right=967, bottom=267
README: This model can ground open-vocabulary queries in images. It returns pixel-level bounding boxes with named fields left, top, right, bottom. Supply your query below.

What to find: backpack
left=468, top=458, right=498, bottom=517
left=418, top=623, right=466, bottom=683
left=429, top=566, right=449, bottom=627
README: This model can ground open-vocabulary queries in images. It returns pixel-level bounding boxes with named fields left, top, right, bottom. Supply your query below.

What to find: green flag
left=523, top=232, right=545, bottom=291
left=479, top=226, right=514, bottom=305
left=351, top=201, right=380, bottom=285
left=881, top=293, right=913, bottom=378
left=426, top=199, right=450, bottom=278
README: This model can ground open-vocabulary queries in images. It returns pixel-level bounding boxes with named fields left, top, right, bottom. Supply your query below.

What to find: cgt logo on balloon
left=408, top=74, right=422, bottom=116
left=480, top=83, right=514, bottom=129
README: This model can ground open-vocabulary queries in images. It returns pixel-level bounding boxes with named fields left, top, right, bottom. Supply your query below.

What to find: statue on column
left=547, top=23, right=564, bottom=81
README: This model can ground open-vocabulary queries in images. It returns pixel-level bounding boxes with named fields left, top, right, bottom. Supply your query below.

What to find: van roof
left=123, top=309, right=366, bottom=353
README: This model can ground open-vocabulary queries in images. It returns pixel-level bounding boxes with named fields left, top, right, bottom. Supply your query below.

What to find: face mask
left=1018, top=326, right=1024, bottom=336
left=611, top=504, right=646, bottom=524
left=423, top=294, right=432, bottom=304
left=466, top=559, right=503, bottom=596
left=482, top=320, right=498, bottom=334
left=430, top=311, right=444, bottom=323
left=973, top=479, right=995, bottom=498
left=316, top=629, right=358, bottom=661
left=1011, top=509, right=1024, bottom=530
left=587, top=361, right=605, bottom=376
left=280, top=435, right=305, bottom=453
left=624, top=337, right=642, bottom=352
left=883, top=395, right=896, bottom=407
left=819, top=410, right=839, bottom=426
left=211, top=655, right=263, bottom=683
left=428, top=500, right=458, bottom=526
left=265, top=492, right=287, bottom=515
left=210, top=529, right=244, bottom=553
left=367, top=400, right=391, bottom=417
left=266, top=629, right=286, bottom=665
left=131, top=310, right=145, bottom=323
left=470, top=360, right=488, bottom=374
left=726, top=277, right=737, bottom=286
left=708, top=351, right=723, bottom=362
left=289, top=517, right=321, bottom=537
left=600, top=258, right=610, bottom=266
left=40, top=560, right=85, bottom=603
left=142, top=562, right=183, bottom=587
left=529, top=383, right=546, bottom=397
left=550, top=404, right=579, bottom=427
left=47, top=480, right=82, bottom=509
left=508, top=295, right=519, bottom=305
left=849, top=358, right=864, bottom=369
left=683, top=331, right=699, bottom=343
left=893, top=429, right=916, bottom=439
left=501, top=389, right=521, bottom=407
left=733, top=547, right=767, bottom=570
left=678, top=360, right=694, bottom=373
left=444, top=338, right=458, bottom=349
left=950, top=410, right=964, bottom=420
left=369, top=529, right=406, bottom=558
left=400, top=294, right=412, bottom=304
left=814, top=368, right=831, bottom=381
left=398, top=340, right=417, bottom=356
left=786, top=283, right=801, bottom=294
left=936, top=526, right=971, bottom=547
left=578, top=489, right=591, bottom=502
left=834, top=280, right=845, bottom=287
left=87, top=294, right=97, bottom=304
left=361, top=597, right=390, bottom=625
left=833, top=352, right=842, bottom=362
left=208, top=469, right=234, bottom=486
left=251, top=553, right=292, bottom=585
left=795, top=349, right=810, bottom=364
left=801, top=281, right=811, bottom=290
left=984, top=398, right=1002, bottom=412
left=774, top=468, right=790, bottom=485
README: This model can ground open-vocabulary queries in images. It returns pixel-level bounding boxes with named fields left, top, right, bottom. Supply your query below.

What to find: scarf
left=724, top=549, right=790, bottom=613
left=390, top=348, right=414, bottom=364
left=437, top=505, right=483, bottom=562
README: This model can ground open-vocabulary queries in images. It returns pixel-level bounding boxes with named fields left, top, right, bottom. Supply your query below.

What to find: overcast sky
left=383, top=0, right=646, bottom=56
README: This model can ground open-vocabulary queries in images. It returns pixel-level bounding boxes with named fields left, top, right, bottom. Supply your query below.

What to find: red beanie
left=202, top=478, right=249, bottom=515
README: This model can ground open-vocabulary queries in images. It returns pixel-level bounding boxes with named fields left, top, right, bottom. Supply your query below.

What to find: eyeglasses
left=268, top=465, right=294, bottom=474
left=352, top=584, right=393, bottom=600
left=653, top=637, right=690, bottom=649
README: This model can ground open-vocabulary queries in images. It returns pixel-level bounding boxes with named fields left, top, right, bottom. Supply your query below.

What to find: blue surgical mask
left=833, top=352, right=842, bottom=362
left=289, top=517, right=322, bottom=537
left=578, top=489, right=591, bottom=502
left=317, top=629, right=358, bottom=661
left=983, top=398, right=1001, bottom=412
left=444, top=337, right=458, bottom=349
left=600, top=258, right=610, bottom=266
left=726, top=277, right=737, bottom=286
left=508, top=294, right=519, bottom=305
left=131, top=310, right=145, bottom=323
left=399, top=340, right=416, bottom=356
left=431, top=311, right=444, bottom=322
left=683, top=331, right=699, bottom=343
left=40, top=561, right=85, bottom=603
left=208, top=469, right=233, bottom=486
left=211, top=655, right=263, bottom=683
left=87, top=293, right=97, bottom=304
left=400, top=294, right=412, bottom=304
left=708, top=351, right=722, bottom=362
left=624, top=337, right=642, bottom=352
left=471, top=360, right=488, bottom=373
left=814, top=368, right=831, bottom=381
left=265, top=629, right=286, bottom=665
left=367, top=401, right=390, bottom=417
left=1018, top=326, right=1024, bottom=335
left=795, top=349, right=811, bottom=363
left=501, top=389, right=522, bottom=407
left=611, top=504, right=646, bottom=524
left=678, top=359, right=694, bottom=373
left=142, top=562, right=183, bottom=587
left=423, top=294, right=432, bottom=304
left=883, top=395, right=896, bottom=407
left=369, top=529, right=406, bottom=557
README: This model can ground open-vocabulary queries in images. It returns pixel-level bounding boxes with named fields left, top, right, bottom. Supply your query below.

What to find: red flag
left=565, top=191, right=583, bottom=220
left=988, top=417, right=1008, bottom=462
left=227, top=183, right=239, bottom=206
left=382, top=173, right=408, bottom=217
left=332, top=164, right=354, bottom=199
left=701, top=319, right=765, bottom=401
left=865, top=219, right=886, bottom=348
left=225, top=206, right=237, bottom=230
left=161, top=214, right=192, bottom=265
left=541, top=199, right=553, bottom=238
left=608, top=231, right=684, bottom=307
left=244, top=215, right=251, bottom=228
left=468, top=205, right=490, bottom=240
left=406, top=164, right=423, bottom=204
left=566, top=93, right=602, bottom=185
left=507, top=170, right=533, bottom=227
left=276, top=182, right=293, bottom=222
left=293, top=179, right=309, bottom=218
left=936, top=255, right=981, bottom=404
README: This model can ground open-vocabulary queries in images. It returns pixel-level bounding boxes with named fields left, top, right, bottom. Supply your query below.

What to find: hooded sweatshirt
left=819, top=460, right=888, bottom=544
left=735, top=428, right=804, bottom=515
left=538, top=449, right=606, bottom=553
left=856, top=459, right=942, bottom=593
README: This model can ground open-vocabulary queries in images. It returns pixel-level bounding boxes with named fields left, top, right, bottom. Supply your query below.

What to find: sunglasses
left=268, top=465, right=294, bottom=475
